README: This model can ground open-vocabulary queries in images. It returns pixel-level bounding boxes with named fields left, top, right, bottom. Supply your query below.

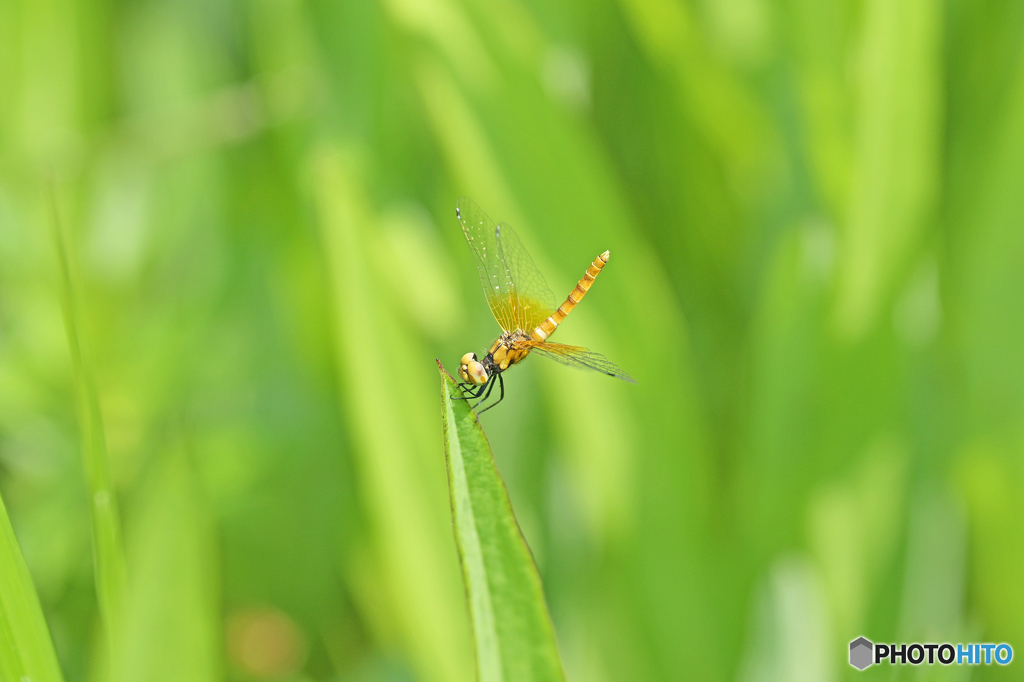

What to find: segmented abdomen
left=530, top=250, right=609, bottom=342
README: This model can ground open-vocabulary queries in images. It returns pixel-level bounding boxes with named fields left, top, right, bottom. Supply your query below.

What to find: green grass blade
left=108, top=450, right=219, bottom=682
left=438, top=363, right=565, bottom=682
left=0, top=491, right=66, bottom=682
left=314, top=150, right=473, bottom=682
left=49, top=192, right=127, bottom=656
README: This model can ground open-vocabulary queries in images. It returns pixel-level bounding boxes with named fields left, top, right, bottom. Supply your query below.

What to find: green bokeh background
left=2, top=0, right=1023, bottom=679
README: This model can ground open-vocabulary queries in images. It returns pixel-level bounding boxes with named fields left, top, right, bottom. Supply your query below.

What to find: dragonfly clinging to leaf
left=454, top=198, right=635, bottom=415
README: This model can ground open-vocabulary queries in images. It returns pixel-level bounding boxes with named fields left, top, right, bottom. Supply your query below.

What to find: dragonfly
left=455, top=197, right=635, bottom=415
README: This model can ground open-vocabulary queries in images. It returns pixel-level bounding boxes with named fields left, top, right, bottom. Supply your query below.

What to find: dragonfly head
left=459, top=352, right=489, bottom=386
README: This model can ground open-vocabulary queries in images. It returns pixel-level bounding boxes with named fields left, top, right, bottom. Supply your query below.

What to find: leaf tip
left=437, top=359, right=458, bottom=384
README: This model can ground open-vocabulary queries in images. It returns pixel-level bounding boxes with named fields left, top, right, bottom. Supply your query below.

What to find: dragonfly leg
left=453, top=382, right=487, bottom=400
left=470, top=374, right=498, bottom=411
left=475, top=373, right=505, bottom=416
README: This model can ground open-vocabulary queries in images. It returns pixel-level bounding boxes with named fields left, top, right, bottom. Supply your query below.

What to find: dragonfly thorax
left=459, top=331, right=532, bottom=387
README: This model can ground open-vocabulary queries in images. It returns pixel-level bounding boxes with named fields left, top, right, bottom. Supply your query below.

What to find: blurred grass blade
left=314, top=149, right=472, bottom=682
left=49, top=191, right=127, bottom=653
left=0, top=491, right=66, bottom=682
left=438, top=363, right=565, bottom=682
left=108, top=449, right=219, bottom=682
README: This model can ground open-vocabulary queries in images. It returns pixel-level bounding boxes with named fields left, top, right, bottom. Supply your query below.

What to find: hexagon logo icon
left=850, top=637, right=873, bottom=670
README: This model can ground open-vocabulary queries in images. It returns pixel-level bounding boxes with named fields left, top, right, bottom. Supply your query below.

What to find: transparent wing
left=456, top=197, right=556, bottom=333
left=525, top=340, right=636, bottom=383
left=495, top=220, right=557, bottom=330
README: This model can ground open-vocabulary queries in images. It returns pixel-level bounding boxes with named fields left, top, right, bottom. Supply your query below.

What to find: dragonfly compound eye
left=461, top=359, right=488, bottom=386
left=460, top=352, right=478, bottom=365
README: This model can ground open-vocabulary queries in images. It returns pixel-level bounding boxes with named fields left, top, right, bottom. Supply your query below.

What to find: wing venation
left=525, top=340, right=636, bottom=383
left=456, top=197, right=556, bottom=332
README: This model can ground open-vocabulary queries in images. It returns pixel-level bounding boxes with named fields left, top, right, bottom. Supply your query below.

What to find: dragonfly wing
left=457, top=197, right=516, bottom=331
left=495, top=221, right=556, bottom=331
left=457, top=197, right=556, bottom=332
left=526, top=341, right=636, bottom=383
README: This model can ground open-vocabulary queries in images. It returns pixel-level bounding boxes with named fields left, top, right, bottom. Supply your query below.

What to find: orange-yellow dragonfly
left=455, top=197, right=635, bottom=414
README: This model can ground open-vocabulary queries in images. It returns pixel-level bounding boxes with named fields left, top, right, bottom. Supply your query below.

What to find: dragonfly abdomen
left=530, top=250, right=609, bottom=342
